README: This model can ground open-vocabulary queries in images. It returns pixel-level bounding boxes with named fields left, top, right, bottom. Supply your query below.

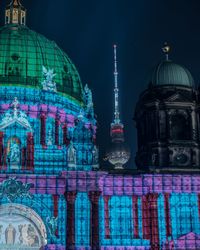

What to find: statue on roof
left=42, top=66, right=57, bottom=92
left=83, top=84, right=94, bottom=118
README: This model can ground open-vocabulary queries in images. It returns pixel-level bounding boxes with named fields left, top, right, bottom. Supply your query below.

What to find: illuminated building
left=0, top=1, right=200, bottom=250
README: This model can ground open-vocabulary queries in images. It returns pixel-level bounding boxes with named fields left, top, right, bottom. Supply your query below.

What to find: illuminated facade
left=0, top=1, right=200, bottom=250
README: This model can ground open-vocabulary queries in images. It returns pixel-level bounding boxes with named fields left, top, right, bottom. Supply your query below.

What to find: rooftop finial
left=11, top=0, right=22, bottom=6
left=5, top=0, right=26, bottom=26
left=162, top=42, right=170, bottom=61
left=113, top=44, right=120, bottom=124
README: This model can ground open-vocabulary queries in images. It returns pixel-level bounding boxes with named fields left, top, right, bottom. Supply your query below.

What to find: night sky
left=1, top=0, right=200, bottom=168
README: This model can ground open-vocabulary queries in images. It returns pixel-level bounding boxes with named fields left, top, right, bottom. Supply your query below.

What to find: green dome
left=0, top=24, right=83, bottom=102
left=150, top=60, right=194, bottom=87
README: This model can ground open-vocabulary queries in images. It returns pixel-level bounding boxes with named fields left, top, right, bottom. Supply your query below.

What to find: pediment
left=0, top=115, right=32, bottom=131
left=0, top=98, right=32, bottom=132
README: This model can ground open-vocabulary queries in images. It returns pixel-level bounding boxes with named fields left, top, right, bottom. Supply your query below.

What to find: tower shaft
left=111, top=45, right=124, bottom=142
left=113, top=45, right=120, bottom=124
left=107, top=45, right=130, bottom=169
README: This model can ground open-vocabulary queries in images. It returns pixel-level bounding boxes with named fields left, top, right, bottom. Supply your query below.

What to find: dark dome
left=150, top=60, right=194, bottom=87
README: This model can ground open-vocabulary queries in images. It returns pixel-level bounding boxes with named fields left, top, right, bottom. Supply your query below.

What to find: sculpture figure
left=8, top=140, right=20, bottom=169
left=42, top=66, right=57, bottom=92
left=83, top=84, right=94, bottom=118
left=5, top=224, right=16, bottom=245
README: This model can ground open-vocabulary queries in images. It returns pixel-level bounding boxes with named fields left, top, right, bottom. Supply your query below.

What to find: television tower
left=106, top=45, right=130, bottom=169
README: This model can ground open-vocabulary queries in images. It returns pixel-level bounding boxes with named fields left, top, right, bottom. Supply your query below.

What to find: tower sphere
left=107, top=140, right=130, bottom=169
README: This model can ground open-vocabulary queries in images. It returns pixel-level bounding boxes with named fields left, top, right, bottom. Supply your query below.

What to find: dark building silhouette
left=135, top=45, right=200, bottom=170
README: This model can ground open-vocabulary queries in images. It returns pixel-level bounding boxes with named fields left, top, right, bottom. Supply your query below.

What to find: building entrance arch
left=0, top=203, right=47, bottom=250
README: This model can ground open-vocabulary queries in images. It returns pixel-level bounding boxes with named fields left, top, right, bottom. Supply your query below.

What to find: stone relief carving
left=0, top=177, right=33, bottom=202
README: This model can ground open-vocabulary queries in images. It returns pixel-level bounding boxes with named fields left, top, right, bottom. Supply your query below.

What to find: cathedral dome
left=150, top=60, right=194, bottom=88
left=0, top=24, right=83, bottom=102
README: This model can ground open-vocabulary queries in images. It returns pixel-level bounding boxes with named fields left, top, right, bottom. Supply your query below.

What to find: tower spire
left=5, top=0, right=26, bottom=26
left=113, top=45, right=120, bottom=124
left=106, top=45, right=130, bottom=170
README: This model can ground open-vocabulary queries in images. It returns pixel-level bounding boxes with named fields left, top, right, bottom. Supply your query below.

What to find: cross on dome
left=162, top=42, right=171, bottom=61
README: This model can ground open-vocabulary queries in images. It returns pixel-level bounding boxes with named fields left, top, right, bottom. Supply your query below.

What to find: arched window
left=171, top=114, right=190, bottom=140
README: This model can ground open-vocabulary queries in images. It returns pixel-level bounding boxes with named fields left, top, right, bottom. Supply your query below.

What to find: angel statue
left=42, top=66, right=57, bottom=92
left=83, top=84, right=94, bottom=118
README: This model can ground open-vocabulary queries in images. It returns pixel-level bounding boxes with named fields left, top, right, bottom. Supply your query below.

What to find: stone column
left=55, top=118, right=60, bottom=147
left=65, top=191, right=77, bottom=250
left=198, top=194, right=200, bottom=218
left=142, top=195, right=150, bottom=240
left=27, top=132, right=34, bottom=171
left=132, top=195, right=139, bottom=238
left=53, top=194, right=59, bottom=237
left=63, top=123, right=68, bottom=145
left=0, top=132, right=4, bottom=169
left=21, top=147, right=26, bottom=170
left=40, top=114, right=46, bottom=148
left=164, top=193, right=172, bottom=237
left=191, top=107, right=197, bottom=141
left=3, top=147, right=6, bottom=170
left=103, top=195, right=111, bottom=239
left=148, top=193, right=159, bottom=250
left=89, top=191, right=101, bottom=250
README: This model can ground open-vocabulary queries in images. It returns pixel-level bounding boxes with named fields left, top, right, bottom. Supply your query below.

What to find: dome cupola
left=0, top=0, right=84, bottom=102
left=150, top=44, right=194, bottom=88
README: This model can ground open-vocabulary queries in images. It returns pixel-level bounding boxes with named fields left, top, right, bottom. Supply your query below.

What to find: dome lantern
left=5, top=0, right=26, bottom=26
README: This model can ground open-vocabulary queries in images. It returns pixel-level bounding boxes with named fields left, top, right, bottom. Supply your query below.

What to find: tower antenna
left=106, top=45, right=130, bottom=169
left=113, top=44, right=120, bottom=124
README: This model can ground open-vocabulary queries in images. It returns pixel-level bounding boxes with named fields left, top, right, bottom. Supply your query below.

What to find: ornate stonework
left=0, top=97, right=32, bottom=131
left=0, top=204, right=47, bottom=248
left=0, top=177, right=33, bottom=202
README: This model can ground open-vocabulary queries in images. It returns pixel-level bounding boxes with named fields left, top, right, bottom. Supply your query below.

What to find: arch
left=0, top=203, right=47, bottom=249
